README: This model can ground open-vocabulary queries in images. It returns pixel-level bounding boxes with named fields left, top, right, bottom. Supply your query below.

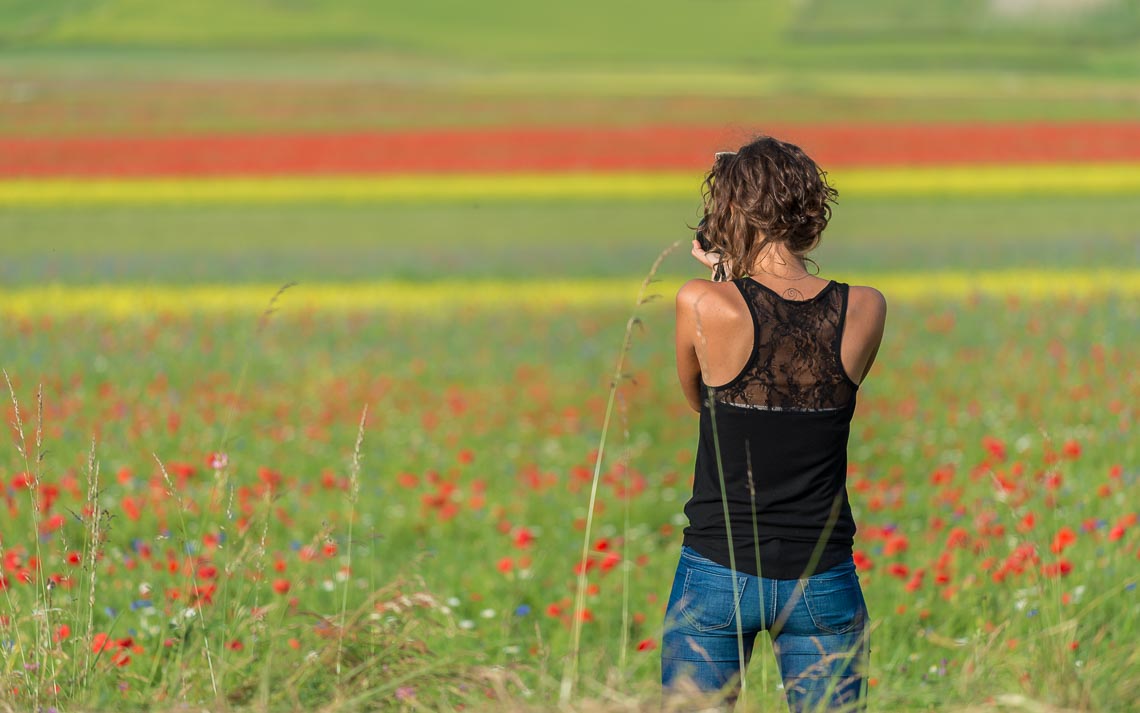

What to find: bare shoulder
left=848, top=284, right=887, bottom=321
left=848, top=285, right=889, bottom=337
left=676, top=279, right=740, bottom=312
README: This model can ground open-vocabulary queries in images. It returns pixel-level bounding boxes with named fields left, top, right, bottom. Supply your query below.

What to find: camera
left=695, top=214, right=712, bottom=252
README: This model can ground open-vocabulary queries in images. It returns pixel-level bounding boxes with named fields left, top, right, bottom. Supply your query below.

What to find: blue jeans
left=662, top=546, right=869, bottom=712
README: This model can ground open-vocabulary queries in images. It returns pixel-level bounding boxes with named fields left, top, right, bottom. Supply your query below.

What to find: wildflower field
left=2, top=3, right=1139, bottom=711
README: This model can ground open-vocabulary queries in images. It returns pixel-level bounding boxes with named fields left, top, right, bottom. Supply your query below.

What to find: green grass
left=0, top=192, right=1136, bottom=709
left=1, top=195, right=1136, bottom=285
left=6, top=75, right=1138, bottom=137
left=0, top=291, right=1136, bottom=711
left=2, top=0, right=1135, bottom=73
left=0, top=0, right=1136, bottom=137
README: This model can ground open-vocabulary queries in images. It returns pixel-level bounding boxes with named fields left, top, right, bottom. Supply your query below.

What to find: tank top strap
left=831, top=282, right=859, bottom=390
left=731, top=276, right=763, bottom=342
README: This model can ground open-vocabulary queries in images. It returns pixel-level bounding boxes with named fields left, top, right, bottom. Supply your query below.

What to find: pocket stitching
left=802, top=577, right=864, bottom=635
left=679, top=568, right=747, bottom=632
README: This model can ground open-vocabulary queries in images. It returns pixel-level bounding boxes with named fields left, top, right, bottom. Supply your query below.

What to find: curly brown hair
left=700, top=136, right=838, bottom=280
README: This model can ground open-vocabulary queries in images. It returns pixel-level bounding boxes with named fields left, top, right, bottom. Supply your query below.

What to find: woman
left=662, top=136, right=887, bottom=712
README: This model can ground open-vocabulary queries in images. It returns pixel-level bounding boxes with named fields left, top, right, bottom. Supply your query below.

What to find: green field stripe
left=1, top=164, right=1138, bottom=205
left=1, top=270, right=1136, bottom=317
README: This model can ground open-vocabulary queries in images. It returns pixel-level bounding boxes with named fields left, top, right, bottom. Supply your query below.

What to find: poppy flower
left=512, top=527, right=535, bottom=549
left=1051, top=527, right=1077, bottom=554
left=1061, top=440, right=1081, bottom=459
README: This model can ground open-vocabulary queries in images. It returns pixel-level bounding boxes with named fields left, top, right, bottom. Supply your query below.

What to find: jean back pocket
left=801, top=563, right=866, bottom=635
left=678, top=560, right=749, bottom=632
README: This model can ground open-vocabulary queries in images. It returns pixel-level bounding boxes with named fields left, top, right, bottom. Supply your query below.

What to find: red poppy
left=1041, top=559, right=1073, bottom=578
left=1051, top=527, right=1077, bottom=554
left=981, top=436, right=1007, bottom=462
left=1061, top=440, right=1081, bottom=459
left=512, top=527, right=535, bottom=549
left=599, top=552, right=621, bottom=573
left=884, top=534, right=909, bottom=556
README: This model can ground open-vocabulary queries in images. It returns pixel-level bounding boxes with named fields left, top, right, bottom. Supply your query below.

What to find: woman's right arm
left=675, top=280, right=706, bottom=412
left=676, top=239, right=730, bottom=412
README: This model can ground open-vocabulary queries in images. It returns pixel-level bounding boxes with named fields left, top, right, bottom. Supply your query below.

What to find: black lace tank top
left=681, top=278, right=859, bottom=579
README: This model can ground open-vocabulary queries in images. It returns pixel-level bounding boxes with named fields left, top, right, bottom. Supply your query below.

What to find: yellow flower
left=1, top=270, right=1135, bottom=318
left=0, top=164, right=1136, bottom=206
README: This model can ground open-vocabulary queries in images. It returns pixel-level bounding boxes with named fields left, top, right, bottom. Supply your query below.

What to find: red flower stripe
left=1, top=122, right=1138, bottom=178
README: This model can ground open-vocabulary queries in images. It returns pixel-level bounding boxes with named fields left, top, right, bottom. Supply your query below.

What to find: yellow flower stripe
left=1, top=270, right=1136, bottom=318
left=1, top=164, right=1138, bottom=205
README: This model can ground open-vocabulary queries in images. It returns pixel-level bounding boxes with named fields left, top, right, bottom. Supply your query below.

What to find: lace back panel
left=713, top=278, right=856, bottom=411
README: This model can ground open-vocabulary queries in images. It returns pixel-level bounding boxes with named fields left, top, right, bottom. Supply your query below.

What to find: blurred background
left=1, top=0, right=1137, bottom=286
left=0, top=4, right=1138, bottom=710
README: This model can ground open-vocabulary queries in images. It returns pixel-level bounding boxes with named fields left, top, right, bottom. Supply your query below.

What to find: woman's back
left=676, top=275, right=884, bottom=398
left=677, top=275, right=882, bottom=579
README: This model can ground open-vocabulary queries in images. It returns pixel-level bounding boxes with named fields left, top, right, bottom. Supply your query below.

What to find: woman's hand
left=691, top=240, right=728, bottom=281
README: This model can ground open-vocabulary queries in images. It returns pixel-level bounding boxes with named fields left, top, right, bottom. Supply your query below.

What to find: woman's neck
left=749, top=242, right=810, bottom=279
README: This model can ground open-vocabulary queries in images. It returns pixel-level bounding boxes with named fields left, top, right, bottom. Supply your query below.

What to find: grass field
left=1, top=1, right=1138, bottom=711
left=2, top=195, right=1138, bottom=284
left=0, top=277, right=1137, bottom=711
left=1, top=200, right=1137, bottom=711
left=2, top=1, right=1137, bottom=137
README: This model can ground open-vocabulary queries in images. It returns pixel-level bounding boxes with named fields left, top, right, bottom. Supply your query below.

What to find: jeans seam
left=768, top=582, right=777, bottom=629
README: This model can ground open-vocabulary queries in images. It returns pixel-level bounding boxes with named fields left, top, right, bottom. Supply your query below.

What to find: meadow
left=2, top=1, right=1139, bottom=711
left=1, top=208, right=1137, bottom=712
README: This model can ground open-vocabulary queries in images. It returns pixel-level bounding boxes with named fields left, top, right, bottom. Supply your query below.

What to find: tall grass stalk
left=704, top=387, right=748, bottom=702
left=32, top=387, right=58, bottom=709
left=616, top=393, right=632, bottom=677
left=337, top=404, right=368, bottom=685
left=204, top=282, right=295, bottom=620
left=155, top=453, right=219, bottom=698
left=205, top=283, right=295, bottom=692
left=744, top=444, right=770, bottom=695
left=79, top=437, right=102, bottom=692
left=560, top=240, right=682, bottom=705
left=0, top=372, right=30, bottom=698
left=2, top=374, right=51, bottom=708
left=212, top=281, right=296, bottom=465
